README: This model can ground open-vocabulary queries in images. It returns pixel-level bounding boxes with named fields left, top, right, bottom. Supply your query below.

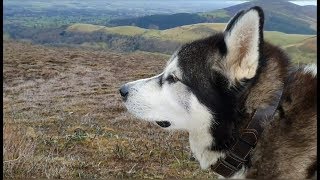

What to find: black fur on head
left=177, top=6, right=265, bottom=151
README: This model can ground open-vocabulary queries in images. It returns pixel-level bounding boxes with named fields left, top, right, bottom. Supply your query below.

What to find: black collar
left=210, top=87, right=284, bottom=178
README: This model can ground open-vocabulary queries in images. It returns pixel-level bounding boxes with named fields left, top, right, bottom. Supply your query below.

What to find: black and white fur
left=119, top=6, right=316, bottom=179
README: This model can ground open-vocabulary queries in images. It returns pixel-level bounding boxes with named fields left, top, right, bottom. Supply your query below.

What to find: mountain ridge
left=109, top=1, right=316, bottom=34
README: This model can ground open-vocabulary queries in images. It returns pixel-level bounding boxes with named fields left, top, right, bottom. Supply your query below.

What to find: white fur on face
left=123, top=54, right=222, bottom=175
left=123, top=55, right=213, bottom=131
left=223, top=9, right=260, bottom=84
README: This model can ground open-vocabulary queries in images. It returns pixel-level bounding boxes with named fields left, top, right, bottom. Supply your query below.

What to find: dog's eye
left=166, top=74, right=179, bottom=83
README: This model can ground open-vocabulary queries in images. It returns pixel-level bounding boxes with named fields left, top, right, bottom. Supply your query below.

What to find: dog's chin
left=155, top=121, right=171, bottom=128
left=123, top=105, right=172, bottom=128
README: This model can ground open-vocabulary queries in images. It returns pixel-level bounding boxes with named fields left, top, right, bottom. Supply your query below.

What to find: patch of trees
left=109, top=13, right=207, bottom=30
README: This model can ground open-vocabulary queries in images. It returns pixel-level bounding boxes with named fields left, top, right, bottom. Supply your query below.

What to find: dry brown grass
left=3, top=40, right=217, bottom=179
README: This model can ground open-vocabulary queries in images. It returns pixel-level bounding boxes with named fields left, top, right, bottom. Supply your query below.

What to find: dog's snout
left=119, top=85, right=129, bottom=99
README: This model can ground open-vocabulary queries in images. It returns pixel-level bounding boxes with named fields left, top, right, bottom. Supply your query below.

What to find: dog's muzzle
left=119, top=84, right=171, bottom=128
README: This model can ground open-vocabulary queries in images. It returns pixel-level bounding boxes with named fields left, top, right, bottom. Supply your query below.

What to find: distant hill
left=110, top=0, right=316, bottom=34
left=66, top=23, right=315, bottom=46
left=4, top=22, right=316, bottom=64
left=210, top=0, right=317, bottom=34
left=66, top=23, right=317, bottom=63
left=66, top=23, right=221, bottom=43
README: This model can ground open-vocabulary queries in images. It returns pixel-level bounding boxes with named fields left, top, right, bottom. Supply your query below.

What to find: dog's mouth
left=155, top=121, right=171, bottom=128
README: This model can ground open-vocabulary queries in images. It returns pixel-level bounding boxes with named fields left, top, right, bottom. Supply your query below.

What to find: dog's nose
left=119, top=85, right=129, bottom=98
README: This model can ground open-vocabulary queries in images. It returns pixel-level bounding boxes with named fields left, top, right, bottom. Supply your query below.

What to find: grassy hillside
left=264, top=31, right=316, bottom=46
left=67, top=23, right=219, bottom=43
left=66, top=23, right=316, bottom=64
left=4, top=40, right=218, bottom=179
left=67, top=23, right=315, bottom=47
left=5, top=22, right=315, bottom=64
left=283, top=36, right=317, bottom=64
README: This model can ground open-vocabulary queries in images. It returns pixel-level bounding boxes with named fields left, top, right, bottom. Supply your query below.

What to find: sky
left=231, top=0, right=317, bottom=6
left=289, top=1, right=317, bottom=5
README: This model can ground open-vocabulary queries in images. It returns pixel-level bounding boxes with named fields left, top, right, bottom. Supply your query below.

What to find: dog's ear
left=223, top=6, right=264, bottom=83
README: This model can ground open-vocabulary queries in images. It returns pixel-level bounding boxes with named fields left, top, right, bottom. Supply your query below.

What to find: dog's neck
left=212, top=42, right=289, bottom=151
left=189, top=127, right=224, bottom=169
left=189, top=127, right=247, bottom=179
left=188, top=42, right=289, bottom=177
left=242, top=43, right=288, bottom=116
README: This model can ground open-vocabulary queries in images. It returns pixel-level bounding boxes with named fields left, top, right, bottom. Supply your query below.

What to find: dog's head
left=120, top=7, right=264, bottom=133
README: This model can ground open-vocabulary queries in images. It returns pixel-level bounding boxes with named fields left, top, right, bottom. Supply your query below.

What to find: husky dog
left=119, top=6, right=317, bottom=179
